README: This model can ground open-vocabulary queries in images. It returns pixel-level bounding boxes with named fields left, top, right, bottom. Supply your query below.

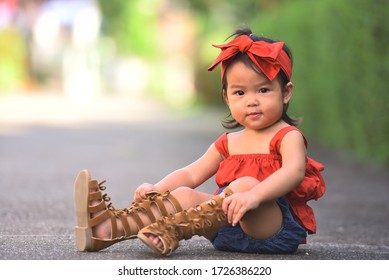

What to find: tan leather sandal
left=74, top=169, right=183, bottom=252
left=137, top=187, right=233, bottom=256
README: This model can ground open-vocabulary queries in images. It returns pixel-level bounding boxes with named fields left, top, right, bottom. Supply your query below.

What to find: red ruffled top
left=214, top=126, right=326, bottom=234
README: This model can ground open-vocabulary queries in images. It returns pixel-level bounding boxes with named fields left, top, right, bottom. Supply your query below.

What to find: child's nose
left=246, top=95, right=259, bottom=107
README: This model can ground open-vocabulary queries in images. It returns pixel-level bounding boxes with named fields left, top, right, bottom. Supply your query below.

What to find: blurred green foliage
left=98, top=0, right=160, bottom=58
left=246, top=0, right=389, bottom=163
left=0, top=28, right=26, bottom=91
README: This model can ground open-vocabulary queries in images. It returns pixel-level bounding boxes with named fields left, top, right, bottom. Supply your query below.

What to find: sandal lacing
left=74, top=169, right=183, bottom=252
left=138, top=188, right=233, bottom=256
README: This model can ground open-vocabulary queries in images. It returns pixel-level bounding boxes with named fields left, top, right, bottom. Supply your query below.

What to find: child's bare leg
left=141, top=187, right=214, bottom=248
left=75, top=170, right=188, bottom=251
left=94, top=187, right=212, bottom=240
left=227, top=176, right=283, bottom=239
left=141, top=179, right=260, bottom=250
left=226, top=176, right=261, bottom=192
left=93, top=177, right=265, bottom=242
left=138, top=187, right=234, bottom=255
left=141, top=177, right=282, bottom=253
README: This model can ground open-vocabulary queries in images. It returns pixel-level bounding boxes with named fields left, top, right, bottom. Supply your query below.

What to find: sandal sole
left=74, top=169, right=93, bottom=251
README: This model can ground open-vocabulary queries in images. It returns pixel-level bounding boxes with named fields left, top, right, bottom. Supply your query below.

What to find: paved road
left=0, top=94, right=388, bottom=260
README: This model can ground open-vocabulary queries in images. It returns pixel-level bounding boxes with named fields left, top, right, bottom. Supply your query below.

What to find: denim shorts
left=211, top=189, right=307, bottom=254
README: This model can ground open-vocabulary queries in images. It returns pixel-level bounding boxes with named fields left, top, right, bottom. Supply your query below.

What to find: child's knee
left=229, top=176, right=260, bottom=192
left=171, top=186, right=194, bottom=196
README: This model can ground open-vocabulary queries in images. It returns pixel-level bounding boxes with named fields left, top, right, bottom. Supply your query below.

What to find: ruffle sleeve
left=214, top=133, right=229, bottom=159
left=271, top=126, right=326, bottom=233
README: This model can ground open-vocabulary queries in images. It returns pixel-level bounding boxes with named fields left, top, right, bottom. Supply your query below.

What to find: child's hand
left=222, top=191, right=260, bottom=226
left=134, top=183, right=158, bottom=201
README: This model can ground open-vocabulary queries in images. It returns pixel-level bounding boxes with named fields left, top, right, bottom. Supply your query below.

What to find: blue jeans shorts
left=211, top=188, right=307, bottom=254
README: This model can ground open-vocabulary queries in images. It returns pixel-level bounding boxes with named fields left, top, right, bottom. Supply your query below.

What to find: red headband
left=208, top=35, right=292, bottom=81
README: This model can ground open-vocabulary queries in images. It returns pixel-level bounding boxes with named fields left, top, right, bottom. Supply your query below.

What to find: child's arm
left=134, top=143, right=222, bottom=201
left=223, top=130, right=307, bottom=225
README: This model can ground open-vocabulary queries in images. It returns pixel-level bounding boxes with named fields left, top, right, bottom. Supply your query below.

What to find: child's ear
left=283, top=82, right=293, bottom=104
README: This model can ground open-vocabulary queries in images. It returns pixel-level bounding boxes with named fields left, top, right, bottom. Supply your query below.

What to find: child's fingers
left=224, top=197, right=241, bottom=225
left=134, top=183, right=155, bottom=201
left=231, top=206, right=246, bottom=226
left=229, top=201, right=242, bottom=226
left=134, top=191, right=142, bottom=201
left=223, top=194, right=249, bottom=226
left=134, top=189, right=147, bottom=201
left=222, top=197, right=231, bottom=222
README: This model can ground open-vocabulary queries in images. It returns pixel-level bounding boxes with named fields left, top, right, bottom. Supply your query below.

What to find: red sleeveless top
left=214, top=126, right=326, bottom=234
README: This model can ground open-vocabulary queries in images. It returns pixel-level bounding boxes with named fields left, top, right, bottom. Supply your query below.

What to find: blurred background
left=1, top=0, right=389, bottom=261
left=0, top=0, right=388, bottom=164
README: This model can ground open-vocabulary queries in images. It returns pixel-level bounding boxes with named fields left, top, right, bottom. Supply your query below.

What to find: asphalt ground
left=0, top=94, right=388, bottom=261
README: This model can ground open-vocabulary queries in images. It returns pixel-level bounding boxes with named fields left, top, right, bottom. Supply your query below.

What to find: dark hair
left=221, top=27, right=299, bottom=129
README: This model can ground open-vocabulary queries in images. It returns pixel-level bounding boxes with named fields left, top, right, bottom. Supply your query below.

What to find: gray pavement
left=0, top=94, right=388, bottom=260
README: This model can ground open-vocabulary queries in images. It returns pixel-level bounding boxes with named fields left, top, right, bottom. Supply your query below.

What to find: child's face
left=224, top=60, right=293, bottom=131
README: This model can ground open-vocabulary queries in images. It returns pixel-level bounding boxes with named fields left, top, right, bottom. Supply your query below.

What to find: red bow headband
left=208, top=35, right=292, bottom=81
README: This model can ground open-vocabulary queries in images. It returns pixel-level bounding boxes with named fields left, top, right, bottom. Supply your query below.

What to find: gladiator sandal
left=137, top=187, right=233, bottom=256
left=73, top=169, right=183, bottom=252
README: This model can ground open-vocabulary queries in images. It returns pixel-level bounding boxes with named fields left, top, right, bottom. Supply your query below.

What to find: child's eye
left=234, top=90, right=245, bottom=96
left=258, top=88, right=269, bottom=94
